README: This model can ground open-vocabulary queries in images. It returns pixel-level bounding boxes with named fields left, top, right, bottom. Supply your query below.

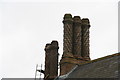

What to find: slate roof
left=55, top=53, right=120, bottom=79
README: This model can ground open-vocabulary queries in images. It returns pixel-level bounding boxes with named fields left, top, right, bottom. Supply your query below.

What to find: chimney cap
left=45, top=43, right=51, bottom=46
left=64, top=14, right=72, bottom=19
left=82, top=18, right=90, bottom=25
left=73, top=16, right=81, bottom=23
left=45, top=43, right=51, bottom=50
left=73, top=16, right=81, bottom=19
left=51, top=40, right=58, bottom=46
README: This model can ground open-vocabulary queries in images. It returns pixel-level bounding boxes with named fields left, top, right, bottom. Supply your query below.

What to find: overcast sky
left=0, top=0, right=119, bottom=79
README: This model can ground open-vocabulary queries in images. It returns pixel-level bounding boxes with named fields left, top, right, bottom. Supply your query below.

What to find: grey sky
left=0, top=0, right=118, bottom=79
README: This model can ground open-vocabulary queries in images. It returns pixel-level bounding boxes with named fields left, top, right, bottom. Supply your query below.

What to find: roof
left=55, top=53, right=120, bottom=79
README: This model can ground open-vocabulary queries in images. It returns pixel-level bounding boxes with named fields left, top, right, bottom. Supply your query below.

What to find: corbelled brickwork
left=60, top=14, right=91, bottom=75
left=44, top=41, right=59, bottom=80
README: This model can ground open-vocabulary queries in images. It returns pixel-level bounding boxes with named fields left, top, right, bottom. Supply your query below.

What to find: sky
left=0, top=0, right=119, bottom=79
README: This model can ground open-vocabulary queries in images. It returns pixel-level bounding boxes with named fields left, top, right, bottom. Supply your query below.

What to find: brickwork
left=44, top=14, right=91, bottom=77
left=81, top=18, right=91, bottom=60
left=73, top=16, right=82, bottom=58
left=60, top=14, right=91, bottom=75
left=60, top=62, right=76, bottom=75
left=63, top=14, right=73, bottom=54
left=44, top=41, right=59, bottom=80
left=44, top=43, right=51, bottom=79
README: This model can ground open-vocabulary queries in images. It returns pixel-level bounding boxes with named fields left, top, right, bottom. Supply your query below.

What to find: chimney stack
left=44, top=41, right=59, bottom=80
left=60, top=14, right=75, bottom=75
left=73, top=16, right=82, bottom=59
left=63, top=14, right=73, bottom=55
left=60, top=14, right=91, bottom=75
left=81, top=18, right=91, bottom=60
left=43, top=14, right=91, bottom=77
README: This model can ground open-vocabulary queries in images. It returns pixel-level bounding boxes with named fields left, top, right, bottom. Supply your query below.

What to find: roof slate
left=55, top=53, right=120, bottom=79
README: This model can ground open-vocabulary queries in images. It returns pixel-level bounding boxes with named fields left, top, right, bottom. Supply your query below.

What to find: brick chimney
left=44, top=41, right=59, bottom=80
left=63, top=14, right=73, bottom=55
left=81, top=18, right=91, bottom=60
left=60, top=14, right=91, bottom=75
left=73, top=16, right=82, bottom=59
left=60, top=14, right=75, bottom=75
